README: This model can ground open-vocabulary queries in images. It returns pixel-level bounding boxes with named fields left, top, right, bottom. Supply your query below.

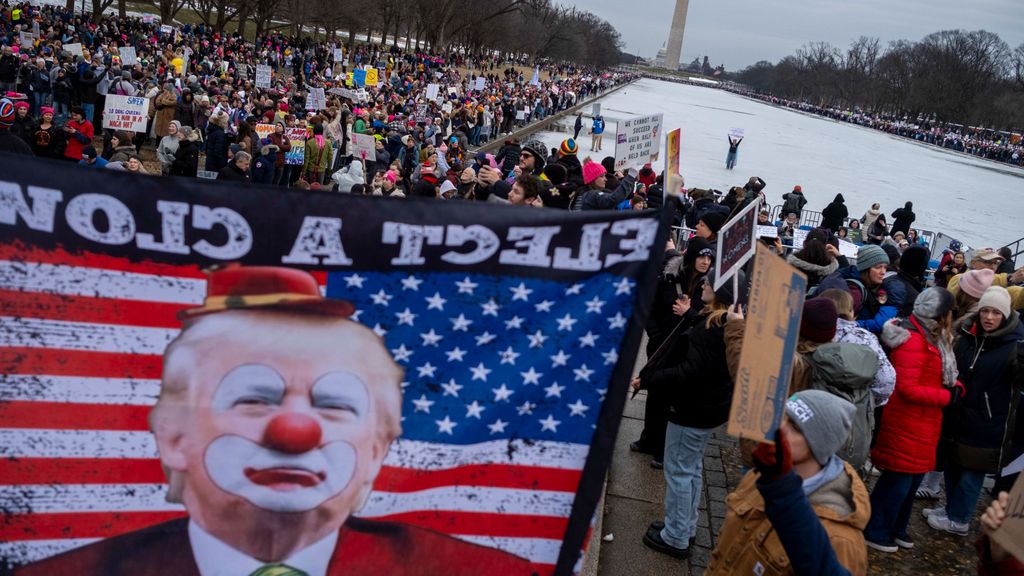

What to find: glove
left=947, top=382, right=966, bottom=406
left=752, top=428, right=792, bottom=482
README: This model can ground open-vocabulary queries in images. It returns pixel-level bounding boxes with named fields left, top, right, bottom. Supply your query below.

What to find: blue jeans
left=661, top=423, right=713, bottom=549
left=81, top=103, right=95, bottom=125
left=32, top=91, right=49, bottom=115
left=726, top=150, right=737, bottom=169
left=944, top=465, right=986, bottom=524
left=864, top=470, right=923, bottom=543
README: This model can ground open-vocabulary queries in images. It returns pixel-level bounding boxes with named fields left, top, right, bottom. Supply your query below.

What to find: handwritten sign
left=727, top=244, right=808, bottom=442
left=474, top=77, right=486, bottom=91
left=305, top=88, right=326, bottom=110
left=426, top=83, right=440, bottom=102
left=729, top=127, right=745, bottom=140
left=64, top=43, right=83, bottom=58
left=333, top=48, right=343, bottom=61
left=119, top=47, right=138, bottom=66
left=837, top=238, right=859, bottom=259
left=102, top=95, right=149, bottom=133
left=757, top=225, right=779, bottom=238
left=255, top=65, right=272, bottom=88
left=285, top=127, right=307, bottom=166
left=19, top=32, right=34, bottom=49
left=664, top=128, right=681, bottom=198
left=614, top=112, right=664, bottom=171
left=991, top=473, right=1024, bottom=563
left=159, top=24, right=173, bottom=35
left=714, top=200, right=758, bottom=290
left=350, top=132, right=377, bottom=161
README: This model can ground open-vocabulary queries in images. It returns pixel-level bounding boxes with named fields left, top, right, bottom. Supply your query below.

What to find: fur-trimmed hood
left=787, top=254, right=839, bottom=278
left=881, top=318, right=912, bottom=349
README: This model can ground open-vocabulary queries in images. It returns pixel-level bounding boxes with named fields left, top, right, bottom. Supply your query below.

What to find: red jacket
left=871, top=316, right=955, bottom=474
left=63, top=118, right=94, bottom=161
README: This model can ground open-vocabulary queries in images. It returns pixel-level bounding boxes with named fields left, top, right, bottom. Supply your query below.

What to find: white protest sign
left=729, top=127, right=745, bottom=140
left=837, top=238, right=859, bottom=259
left=119, top=47, right=138, bottom=66
left=64, top=43, right=83, bottom=58
left=333, top=48, right=343, bottom=61
left=197, top=170, right=219, bottom=180
left=350, top=132, right=377, bottom=161
left=102, top=95, right=150, bottom=133
left=756, top=225, right=779, bottom=238
left=355, top=88, right=368, bottom=102
left=791, top=228, right=808, bottom=249
left=220, top=61, right=229, bottom=73
left=474, top=77, right=486, bottom=91
left=305, top=87, right=326, bottom=110
left=159, top=25, right=173, bottom=35
left=32, top=20, right=40, bottom=36
left=614, top=112, right=664, bottom=171
left=255, top=64, right=272, bottom=89
left=19, top=32, right=34, bottom=49
left=425, top=83, right=440, bottom=102
left=515, top=110, right=526, bottom=121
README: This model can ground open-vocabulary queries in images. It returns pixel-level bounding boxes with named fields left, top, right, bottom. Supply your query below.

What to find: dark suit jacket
left=15, top=517, right=538, bottom=576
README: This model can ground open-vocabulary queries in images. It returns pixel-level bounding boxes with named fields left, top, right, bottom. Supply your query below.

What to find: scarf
left=802, top=454, right=844, bottom=496
left=915, top=316, right=959, bottom=387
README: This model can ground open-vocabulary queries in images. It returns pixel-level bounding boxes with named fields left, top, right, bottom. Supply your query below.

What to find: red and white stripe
left=0, top=245, right=586, bottom=574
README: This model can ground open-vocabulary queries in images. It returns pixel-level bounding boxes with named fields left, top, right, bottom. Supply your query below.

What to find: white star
left=344, top=273, right=366, bottom=288
left=372, top=323, right=388, bottom=337
left=416, top=362, right=437, bottom=378
left=521, top=367, right=543, bottom=385
left=465, top=400, right=486, bottom=419
left=568, top=399, right=590, bottom=417
left=446, top=347, right=467, bottom=362
left=492, top=383, right=513, bottom=402
left=350, top=310, right=363, bottom=323
left=544, top=382, right=566, bottom=398
left=607, top=312, right=627, bottom=330
left=534, top=300, right=554, bottom=312
left=516, top=400, right=536, bottom=415
left=436, top=415, right=457, bottom=435
left=499, top=346, right=521, bottom=365
left=481, top=298, right=500, bottom=317
left=370, top=289, right=393, bottom=306
left=539, top=414, right=561, bottom=432
left=450, top=313, right=473, bottom=332
left=614, top=277, right=634, bottom=295
left=456, top=276, right=479, bottom=294
left=475, top=331, right=497, bottom=346
left=528, top=330, right=548, bottom=348
left=510, top=282, right=533, bottom=301
left=412, top=394, right=434, bottom=413
left=556, top=313, right=577, bottom=331
left=564, top=283, right=584, bottom=296
left=470, top=362, right=492, bottom=381
left=573, top=364, right=595, bottom=381
left=578, top=331, right=599, bottom=347
left=425, top=292, right=447, bottom=311
left=391, top=344, right=413, bottom=362
left=585, top=296, right=606, bottom=314
left=420, top=329, right=443, bottom=347
left=551, top=350, right=571, bottom=367
left=488, top=419, right=508, bottom=434
left=395, top=307, right=417, bottom=326
left=400, top=381, right=410, bottom=389
left=401, top=275, right=424, bottom=291
left=504, top=315, right=525, bottom=330
left=597, top=387, right=608, bottom=399
left=441, top=378, right=463, bottom=397
left=602, top=347, right=619, bottom=365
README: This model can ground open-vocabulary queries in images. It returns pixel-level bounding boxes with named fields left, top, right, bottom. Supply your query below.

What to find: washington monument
left=664, top=0, right=690, bottom=71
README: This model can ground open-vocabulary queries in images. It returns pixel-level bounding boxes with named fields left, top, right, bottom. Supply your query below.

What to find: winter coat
left=495, top=142, right=521, bottom=174
left=556, top=154, right=584, bottom=189
left=571, top=173, right=635, bottom=211
left=871, top=316, right=956, bottom=474
left=685, top=197, right=731, bottom=229
left=251, top=151, right=277, bottom=185
left=645, top=251, right=707, bottom=349
left=643, top=313, right=732, bottom=430
left=156, top=134, right=180, bottom=173
left=786, top=253, right=838, bottom=291
left=781, top=190, right=807, bottom=218
left=947, top=313, right=1024, bottom=473
left=154, top=91, right=178, bottom=138
left=861, top=208, right=881, bottom=230
left=890, top=203, right=916, bottom=237
left=218, top=162, right=250, bottom=182
left=169, top=140, right=198, bottom=178
left=706, top=462, right=869, bottom=576
left=821, top=194, right=848, bottom=233
left=832, top=265, right=906, bottom=334
left=62, top=119, right=94, bottom=162
left=865, top=219, right=887, bottom=244
left=834, top=319, right=897, bottom=407
left=204, top=124, right=228, bottom=172
left=332, top=160, right=365, bottom=193
left=889, top=270, right=925, bottom=318
left=268, top=132, right=292, bottom=168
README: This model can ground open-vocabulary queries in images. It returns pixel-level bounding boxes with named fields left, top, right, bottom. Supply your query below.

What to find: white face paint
left=202, top=364, right=370, bottom=513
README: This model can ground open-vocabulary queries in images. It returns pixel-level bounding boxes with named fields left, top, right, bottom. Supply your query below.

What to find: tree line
left=733, top=30, right=1024, bottom=131
left=65, top=0, right=625, bottom=67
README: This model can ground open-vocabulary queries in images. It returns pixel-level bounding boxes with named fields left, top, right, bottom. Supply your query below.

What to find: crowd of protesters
left=730, top=89, right=1023, bottom=167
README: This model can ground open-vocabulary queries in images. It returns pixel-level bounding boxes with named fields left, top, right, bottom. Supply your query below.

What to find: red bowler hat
left=180, top=264, right=354, bottom=320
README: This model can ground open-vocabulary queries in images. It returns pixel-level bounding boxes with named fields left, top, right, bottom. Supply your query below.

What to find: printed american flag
left=0, top=242, right=636, bottom=574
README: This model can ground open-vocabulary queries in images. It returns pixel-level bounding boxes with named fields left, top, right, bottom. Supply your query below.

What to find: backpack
left=782, top=193, right=802, bottom=216
left=806, top=342, right=880, bottom=470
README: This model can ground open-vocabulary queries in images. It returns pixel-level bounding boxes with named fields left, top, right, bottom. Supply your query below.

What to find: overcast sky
left=581, top=0, right=1024, bottom=71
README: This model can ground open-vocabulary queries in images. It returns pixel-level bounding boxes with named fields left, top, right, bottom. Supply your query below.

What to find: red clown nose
left=263, top=413, right=322, bottom=454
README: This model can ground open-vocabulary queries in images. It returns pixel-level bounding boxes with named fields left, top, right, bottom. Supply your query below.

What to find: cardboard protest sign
left=714, top=200, right=758, bottom=290
left=727, top=244, right=808, bottom=442
left=426, top=83, right=440, bottom=102
left=756, top=225, right=779, bottom=238
left=102, top=95, right=150, bottom=132
left=991, top=473, right=1024, bottom=563
left=119, top=47, right=138, bottom=66
left=255, top=64, right=272, bottom=89
left=0, top=153, right=667, bottom=576
left=64, top=43, right=83, bottom=58
left=350, top=132, right=377, bottom=161
left=614, top=113, right=664, bottom=171
left=663, top=128, right=682, bottom=199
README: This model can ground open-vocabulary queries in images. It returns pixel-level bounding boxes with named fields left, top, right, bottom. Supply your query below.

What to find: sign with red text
left=102, top=95, right=149, bottom=133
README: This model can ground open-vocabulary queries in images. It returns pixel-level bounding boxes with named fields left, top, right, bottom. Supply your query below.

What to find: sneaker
left=630, top=440, right=653, bottom=454
left=915, top=486, right=941, bottom=499
left=865, top=538, right=899, bottom=553
left=648, top=522, right=696, bottom=548
left=922, top=507, right=947, bottom=520
left=927, top=515, right=969, bottom=536
left=642, top=524, right=690, bottom=559
left=650, top=459, right=664, bottom=470
left=894, top=534, right=914, bottom=549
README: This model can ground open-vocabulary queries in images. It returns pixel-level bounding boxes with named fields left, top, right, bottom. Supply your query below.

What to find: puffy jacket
left=821, top=194, right=848, bottom=232
left=707, top=462, right=869, bottom=576
left=836, top=265, right=906, bottom=334
left=571, top=173, right=635, bottom=212
left=204, top=124, right=228, bottom=172
left=871, top=317, right=955, bottom=474
left=251, top=151, right=277, bottom=185
left=947, top=313, right=1024, bottom=473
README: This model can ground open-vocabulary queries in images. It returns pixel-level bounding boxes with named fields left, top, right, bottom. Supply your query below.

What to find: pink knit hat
left=582, top=161, right=606, bottom=186
left=959, top=268, right=995, bottom=299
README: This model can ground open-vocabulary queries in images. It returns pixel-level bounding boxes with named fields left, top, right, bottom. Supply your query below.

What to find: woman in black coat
left=821, top=193, right=849, bottom=233
left=170, top=128, right=200, bottom=178
left=204, top=114, right=229, bottom=172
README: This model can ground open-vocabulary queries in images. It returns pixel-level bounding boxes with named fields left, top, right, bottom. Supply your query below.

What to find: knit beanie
left=683, top=237, right=713, bottom=268
left=913, top=287, right=954, bottom=320
left=785, top=390, right=855, bottom=466
left=978, top=286, right=1012, bottom=320
left=0, top=98, right=14, bottom=129
left=800, top=298, right=838, bottom=343
left=559, top=138, right=578, bottom=156
left=582, top=161, right=606, bottom=185
left=959, top=269, right=995, bottom=299
left=700, top=211, right=728, bottom=234
left=601, top=156, right=616, bottom=174
left=712, top=269, right=746, bottom=306
left=856, top=244, right=888, bottom=272
left=899, top=246, right=930, bottom=278
left=542, top=163, right=567, bottom=186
